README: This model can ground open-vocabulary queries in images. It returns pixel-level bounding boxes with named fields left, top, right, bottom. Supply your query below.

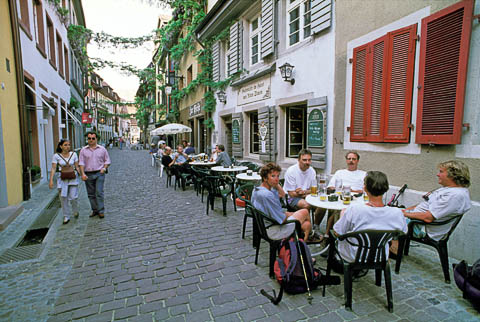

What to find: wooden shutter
left=261, top=0, right=274, bottom=58
left=415, top=0, right=473, bottom=145
left=383, top=24, right=417, bottom=142
left=311, top=0, right=332, bottom=35
left=212, top=41, right=220, bottom=82
left=258, top=106, right=276, bottom=162
left=350, top=44, right=368, bottom=142
left=367, top=36, right=387, bottom=142
left=228, top=22, right=242, bottom=75
left=232, top=113, right=243, bottom=158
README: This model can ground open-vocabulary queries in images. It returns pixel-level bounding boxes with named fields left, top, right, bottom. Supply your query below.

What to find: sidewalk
left=0, top=149, right=478, bottom=321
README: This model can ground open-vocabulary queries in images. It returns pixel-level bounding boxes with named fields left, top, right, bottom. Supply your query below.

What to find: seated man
left=333, top=171, right=408, bottom=263
left=185, top=142, right=195, bottom=155
left=324, top=151, right=367, bottom=235
left=173, top=145, right=188, bottom=166
left=214, top=144, right=232, bottom=167
left=283, top=149, right=324, bottom=238
left=161, top=146, right=174, bottom=168
left=391, top=160, right=471, bottom=256
left=252, top=163, right=321, bottom=243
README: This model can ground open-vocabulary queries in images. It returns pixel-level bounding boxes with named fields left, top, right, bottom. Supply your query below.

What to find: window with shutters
left=287, top=0, right=312, bottom=47
left=250, top=112, right=259, bottom=154
left=415, top=0, right=473, bottom=145
left=57, top=32, right=64, bottom=77
left=250, top=15, right=261, bottom=66
left=46, top=15, right=56, bottom=69
left=18, top=0, right=31, bottom=35
left=34, top=0, right=46, bottom=56
left=350, top=24, right=417, bottom=143
left=286, top=106, right=307, bottom=157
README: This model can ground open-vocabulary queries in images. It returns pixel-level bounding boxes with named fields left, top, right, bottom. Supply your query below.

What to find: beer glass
left=343, top=185, right=351, bottom=205
left=310, top=178, right=318, bottom=197
left=318, top=174, right=327, bottom=188
left=335, top=178, right=343, bottom=196
left=319, top=186, right=327, bottom=201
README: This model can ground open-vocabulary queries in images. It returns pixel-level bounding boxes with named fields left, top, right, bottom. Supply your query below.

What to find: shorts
left=406, top=218, right=427, bottom=238
left=288, top=197, right=303, bottom=208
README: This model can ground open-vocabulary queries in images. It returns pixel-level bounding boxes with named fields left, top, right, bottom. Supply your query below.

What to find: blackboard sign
left=232, top=119, right=240, bottom=144
left=307, top=109, right=324, bottom=148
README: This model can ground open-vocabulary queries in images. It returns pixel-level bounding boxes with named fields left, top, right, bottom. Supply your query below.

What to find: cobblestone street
left=1, top=149, right=479, bottom=322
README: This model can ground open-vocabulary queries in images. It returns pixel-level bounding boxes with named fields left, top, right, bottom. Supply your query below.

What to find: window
left=46, top=15, right=56, bottom=68
left=56, top=32, right=64, bottom=77
left=250, top=15, right=261, bottom=66
left=34, top=0, right=46, bottom=55
left=19, top=0, right=31, bottom=33
left=64, top=45, right=69, bottom=83
left=287, top=0, right=311, bottom=46
left=350, top=24, right=417, bottom=143
left=415, top=0, right=473, bottom=145
left=187, top=65, right=193, bottom=86
left=286, top=106, right=306, bottom=157
left=250, top=112, right=259, bottom=153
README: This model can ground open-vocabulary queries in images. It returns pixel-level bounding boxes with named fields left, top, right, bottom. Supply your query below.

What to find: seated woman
left=333, top=171, right=408, bottom=263
left=251, top=162, right=321, bottom=243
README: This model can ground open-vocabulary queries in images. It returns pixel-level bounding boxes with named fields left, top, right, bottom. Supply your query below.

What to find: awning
left=24, top=82, right=82, bottom=125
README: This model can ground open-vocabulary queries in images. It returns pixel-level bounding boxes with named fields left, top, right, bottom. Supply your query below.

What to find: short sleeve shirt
left=79, top=145, right=111, bottom=171
left=413, top=186, right=471, bottom=241
left=52, top=152, right=78, bottom=169
left=251, top=186, right=286, bottom=224
left=283, top=164, right=316, bottom=193
left=333, top=204, right=407, bottom=263
left=328, top=169, right=367, bottom=191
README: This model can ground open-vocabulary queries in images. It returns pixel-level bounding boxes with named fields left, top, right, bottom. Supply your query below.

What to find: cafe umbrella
left=150, top=123, right=192, bottom=147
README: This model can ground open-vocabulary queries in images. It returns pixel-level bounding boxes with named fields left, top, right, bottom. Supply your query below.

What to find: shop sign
left=237, top=75, right=271, bottom=106
left=189, top=101, right=202, bottom=117
left=307, top=108, right=325, bottom=148
left=82, top=112, right=93, bottom=124
left=232, top=120, right=240, bottom=144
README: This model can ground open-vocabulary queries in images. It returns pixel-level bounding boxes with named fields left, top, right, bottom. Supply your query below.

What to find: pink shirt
left=79, top=145, right=111, bottom=172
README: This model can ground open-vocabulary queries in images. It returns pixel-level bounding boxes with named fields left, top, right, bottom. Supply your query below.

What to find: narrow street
left=1, top=149, right=478, bottom=322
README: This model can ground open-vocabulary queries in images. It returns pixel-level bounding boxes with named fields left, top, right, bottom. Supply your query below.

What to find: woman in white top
left=48, top=139, right=81, bottom=224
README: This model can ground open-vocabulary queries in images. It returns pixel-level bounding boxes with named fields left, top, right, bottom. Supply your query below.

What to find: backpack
left=453, top=259, right=480, bottom=304
left=261, top=237, right=340, bottom=304
left=57, top=153, right=76, bottom=180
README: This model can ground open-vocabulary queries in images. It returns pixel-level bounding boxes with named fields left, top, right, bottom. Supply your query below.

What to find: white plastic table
left=189, top=161, right=217, bottom=167
left=211, top=166, right=248, bottom=173
left=236, top=172, right=261, bottom=181
left=305, top=194, right=365, bottom=210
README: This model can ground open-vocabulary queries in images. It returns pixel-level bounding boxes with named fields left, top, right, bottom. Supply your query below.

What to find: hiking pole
left=295, top=230, right=313, bottom=304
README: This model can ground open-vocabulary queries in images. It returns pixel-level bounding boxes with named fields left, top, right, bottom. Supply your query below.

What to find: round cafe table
left=236, top=172, right=261, bottom=182
left=189, top=161, right=217, bottom=167
left=305, top=194, right=365, bottom=256
left=212, top=166, right=248, bottom=212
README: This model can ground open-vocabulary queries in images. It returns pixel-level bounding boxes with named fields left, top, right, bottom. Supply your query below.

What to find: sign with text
left=237, top=75, right=271, bottom=105
left=189, top=101, right=202, bottom=118
left=82, top=113, right=93, bottom=124
left=232, top=119, right=240, bottom=144
left=307, top=109, right=325, bottom=148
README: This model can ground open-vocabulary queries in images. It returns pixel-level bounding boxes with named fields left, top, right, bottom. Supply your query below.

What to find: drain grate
left=0, top=244, right=44, bottom=264
left=30, top=196, right=60, bottom=230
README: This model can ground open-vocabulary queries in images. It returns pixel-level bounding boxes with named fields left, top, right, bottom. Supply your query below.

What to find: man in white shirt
left=390, top=160, right=471, bottom=257
left=321, top=151, right=367, bottom=235
left=283, top=149, right=324, bottom=241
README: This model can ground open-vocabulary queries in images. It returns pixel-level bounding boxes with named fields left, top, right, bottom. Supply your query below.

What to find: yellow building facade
left=0, top=0, right=24, bottom=206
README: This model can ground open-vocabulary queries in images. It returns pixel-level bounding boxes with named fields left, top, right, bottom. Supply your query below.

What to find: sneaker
left=63, top=218, right=70, bottom=225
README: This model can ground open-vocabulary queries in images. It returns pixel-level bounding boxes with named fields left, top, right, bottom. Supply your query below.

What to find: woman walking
left=49, top=139, right=81, bottom=224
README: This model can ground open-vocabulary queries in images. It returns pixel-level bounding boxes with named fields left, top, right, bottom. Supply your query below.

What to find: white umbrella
left=150, top=123, right=192, bottom=136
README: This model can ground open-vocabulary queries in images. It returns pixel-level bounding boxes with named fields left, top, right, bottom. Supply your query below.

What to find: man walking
left=79, top=131, right=111, bottom=219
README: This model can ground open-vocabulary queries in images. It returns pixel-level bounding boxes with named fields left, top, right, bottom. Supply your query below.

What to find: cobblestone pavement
left=1, top=149, right=479, bottom=321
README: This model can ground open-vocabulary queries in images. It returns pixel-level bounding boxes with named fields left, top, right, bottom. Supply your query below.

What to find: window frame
left=249, top=112, right=259, bottom=154
left=286, top=0, right=312, bottom=48
left=286, top=105, right=307, bottom=158
left=46, top=14, right=56, bottom=69
left=249, top=15, right=261, bottom=66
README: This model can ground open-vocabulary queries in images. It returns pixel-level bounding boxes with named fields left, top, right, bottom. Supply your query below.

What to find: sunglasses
left=87, top=137, right=96, bottom=140
left=346, top=158, right=358, bottom=161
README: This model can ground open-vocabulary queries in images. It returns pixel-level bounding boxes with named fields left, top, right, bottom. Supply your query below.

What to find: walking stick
left=294, top=230, right=313, bottom=304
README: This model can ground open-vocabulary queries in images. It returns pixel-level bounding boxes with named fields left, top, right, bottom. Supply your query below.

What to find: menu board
left=232, top=119, right=240, bottom=144
left=307, top=109, right=324, bottom=148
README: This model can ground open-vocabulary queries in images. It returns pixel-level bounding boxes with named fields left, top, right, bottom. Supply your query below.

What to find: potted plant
left=30, top=165, right=41, bottom=182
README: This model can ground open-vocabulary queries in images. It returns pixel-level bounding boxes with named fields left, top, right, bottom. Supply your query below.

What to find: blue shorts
left=288, top=197, right=303, bottom=208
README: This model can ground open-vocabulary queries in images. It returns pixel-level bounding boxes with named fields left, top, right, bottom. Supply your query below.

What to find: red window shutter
left=350, top=44, right=368, bottom=142
left=366, top=36, right=387, bottom=142
left=415, top=0, right=473, bottom=144
left=383, top=24, right=417, bottom=143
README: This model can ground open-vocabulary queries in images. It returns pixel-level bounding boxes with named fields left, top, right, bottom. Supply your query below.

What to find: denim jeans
left=85, top=172, right=106, bottom=214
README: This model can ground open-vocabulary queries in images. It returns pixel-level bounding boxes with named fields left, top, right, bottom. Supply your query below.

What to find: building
left=0, top=0, right=26, bottom=224
left=17, top=0, right=85, bottom=186
left=195, top=0, right=334, bottom=168
left=333, top=0, right=479, bottom=262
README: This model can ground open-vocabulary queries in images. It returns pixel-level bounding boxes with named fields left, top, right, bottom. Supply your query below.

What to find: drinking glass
left=335, top=178, right=343, bottom=195
left=343, top=185, right=351, bottom=205
left=310, top=178, right=318, bottom=197
left=318, top=174, right=327, bottom=188
left=319, top=186, right=327, bottom=201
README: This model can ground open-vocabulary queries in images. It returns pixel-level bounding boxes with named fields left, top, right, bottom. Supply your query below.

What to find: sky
left=82, top=0, right=171, bottom=102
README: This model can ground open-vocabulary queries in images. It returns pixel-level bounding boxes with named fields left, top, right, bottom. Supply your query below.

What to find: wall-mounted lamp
left=216, top=90, right=227, bottom=103
left=279, top=62, right=295, bottom=85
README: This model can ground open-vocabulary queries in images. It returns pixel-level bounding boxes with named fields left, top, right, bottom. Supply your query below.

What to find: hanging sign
left=259, top=122, right=268, bottom=141
left=82, top=113, right=93, bottom=124
left=307, top=109, right=325, bottom=148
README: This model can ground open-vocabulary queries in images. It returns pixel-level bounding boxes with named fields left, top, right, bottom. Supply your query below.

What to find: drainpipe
left=9, top=0, right=31, bottom=200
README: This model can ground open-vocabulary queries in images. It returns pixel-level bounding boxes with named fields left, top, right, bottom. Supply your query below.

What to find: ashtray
left=328, top=194, right=339, bottom=202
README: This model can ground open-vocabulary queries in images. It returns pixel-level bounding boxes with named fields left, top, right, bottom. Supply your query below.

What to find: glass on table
left=318, top=173, right=327, bottom=187
left=310, top=178, right=318, bottom=197
left=343, top=185, right=351, bottom=205
left=335, top=178, right=343, bottom=195
left=319, top=186, right=327, bottom=201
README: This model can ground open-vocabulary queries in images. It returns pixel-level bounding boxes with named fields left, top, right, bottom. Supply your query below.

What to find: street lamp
left=216, top=90, right=227, bottom=104
left=279, top=62, right=295, bottom=85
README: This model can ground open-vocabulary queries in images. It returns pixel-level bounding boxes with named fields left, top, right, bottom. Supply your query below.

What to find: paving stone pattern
left=1, top=149, right=479, bottom=321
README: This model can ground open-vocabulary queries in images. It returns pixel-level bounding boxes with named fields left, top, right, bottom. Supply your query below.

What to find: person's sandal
left=306, top=235, right=324, bottom=244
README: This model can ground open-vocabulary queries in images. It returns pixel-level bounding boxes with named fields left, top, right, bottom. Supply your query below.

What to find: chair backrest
left=249, top=206, right=279, bottom=242
left=236, top=183, right=255, bottom=203
left=338, top=229, right=405, bottom=265
left=427, top=213, right=464, bottom=242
